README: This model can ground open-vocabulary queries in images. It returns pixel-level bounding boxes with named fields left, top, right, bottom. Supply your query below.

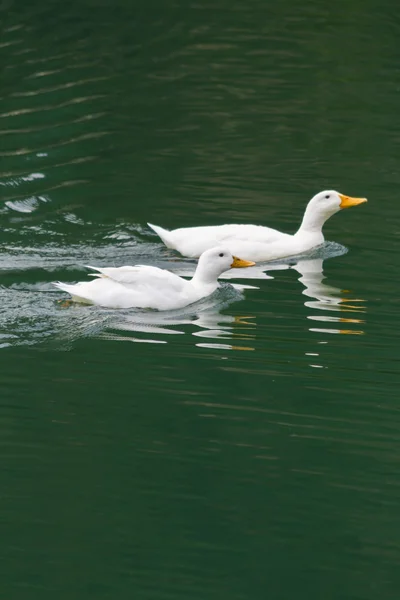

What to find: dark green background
left=1, top=2, right=399, bottom=599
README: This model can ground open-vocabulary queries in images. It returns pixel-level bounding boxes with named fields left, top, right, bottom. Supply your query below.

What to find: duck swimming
left=148, top=190, right=367, bottom=263
left=53, top=247, right=255, bottom=310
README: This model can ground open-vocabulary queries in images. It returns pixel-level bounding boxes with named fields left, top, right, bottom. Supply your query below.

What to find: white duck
left=53, top=247, right=255, bottom=310
left=148, top=190, right=367, bottom=262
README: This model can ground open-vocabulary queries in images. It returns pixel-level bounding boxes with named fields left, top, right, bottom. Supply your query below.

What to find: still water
left=1, top=2, right=400, bottom=598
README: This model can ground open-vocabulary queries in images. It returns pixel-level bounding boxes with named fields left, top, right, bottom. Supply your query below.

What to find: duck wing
left=86, top=264, right=187, bottom=293
left=208, top=224, right=290, bottom=244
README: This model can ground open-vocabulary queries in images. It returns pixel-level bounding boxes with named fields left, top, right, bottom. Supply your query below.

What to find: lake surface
left=1, top=2, right=400, bottom=598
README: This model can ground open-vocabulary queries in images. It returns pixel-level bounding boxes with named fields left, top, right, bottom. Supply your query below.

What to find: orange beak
left=231, top=256, right=256, bottom=268
left=339, top=194, right=368, bottom=209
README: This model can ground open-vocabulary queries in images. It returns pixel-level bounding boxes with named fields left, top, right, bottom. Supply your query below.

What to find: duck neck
left=191, top=265, right=220, bottom=292
left=296, top=204, right=328, bottom=238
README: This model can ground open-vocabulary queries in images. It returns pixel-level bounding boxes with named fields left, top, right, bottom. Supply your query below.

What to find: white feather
left=53, top=247, right=254, bottom=310
left=148, top=190, right=367, bottom=261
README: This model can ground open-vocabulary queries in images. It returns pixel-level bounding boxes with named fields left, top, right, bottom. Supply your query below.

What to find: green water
left=1, top=2, right=400, bottom=599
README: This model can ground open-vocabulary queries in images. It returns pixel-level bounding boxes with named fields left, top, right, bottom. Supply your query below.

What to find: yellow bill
left=339, top=194, right=368, bottom=209
left=231, top=256, right=256, bottom=268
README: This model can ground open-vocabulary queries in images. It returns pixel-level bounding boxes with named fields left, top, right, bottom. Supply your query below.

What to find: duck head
left=300, top=190, right=368, bottom=233
left=193, top=247, right=255, bottom=284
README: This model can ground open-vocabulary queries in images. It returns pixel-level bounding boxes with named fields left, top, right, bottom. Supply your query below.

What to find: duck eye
left=325, top=195, right=330, bottom=199
left=219, top=253, right=224, bottom=257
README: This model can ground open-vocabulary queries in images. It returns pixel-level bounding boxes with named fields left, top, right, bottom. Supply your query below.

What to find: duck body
left=53, top=247, right=254, bottom=310
left=148, top=223, right=317, bottom=262
left=148, top=191, right=367, bottom=262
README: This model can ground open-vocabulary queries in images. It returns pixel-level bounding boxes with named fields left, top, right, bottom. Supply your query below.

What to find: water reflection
left=100, top=291, right=257, bottom=351
left=0, top=275, right=257, bottom=351
left=293, top=257, right=365, bottom=336
left=101, top=244, right=365, bottom=349
left=0, top=224, right=364, bottom=351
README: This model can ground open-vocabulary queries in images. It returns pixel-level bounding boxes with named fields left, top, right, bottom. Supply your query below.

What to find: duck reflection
left=292, top=257, right=365, bottom=335
left=53, top=242, right=364, bottom=350
left=99, top=300, right=256, bottom=350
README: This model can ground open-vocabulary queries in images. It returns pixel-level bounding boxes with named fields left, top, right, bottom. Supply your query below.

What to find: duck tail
left=52, top=281, right=92, bottom=304
left=52, top=281, right=72, bottom=294
left=147, top=222, right=175, bottom=248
